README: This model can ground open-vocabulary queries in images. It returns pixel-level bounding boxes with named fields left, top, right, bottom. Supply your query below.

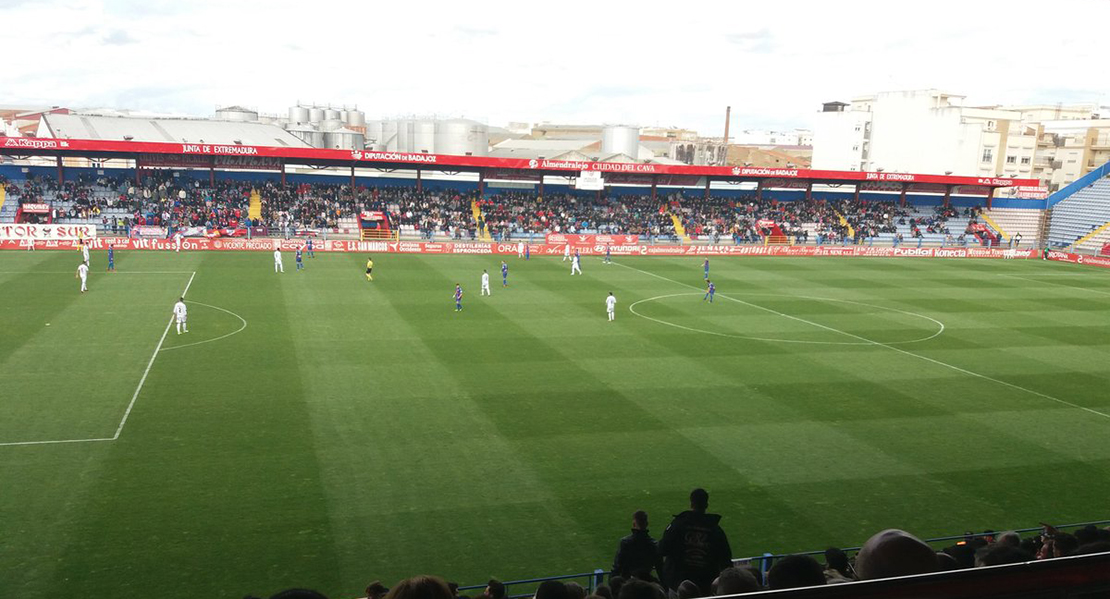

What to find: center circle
left=628, top=292, right=945, bottom=346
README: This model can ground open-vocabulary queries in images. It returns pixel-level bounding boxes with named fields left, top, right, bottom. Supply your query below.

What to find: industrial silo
left=339, top=110, right=349, bottom=123
left=347, top=109, right=366, bottom=128
left=601, top=125, right=640, bottom=159
left=396, top=119, right=415, bottom=153
left=434, top=119, right=489, bottom=157
left=380, top=120, right=399, bottom=151
left=413, top=120, right=436, bottom=153
left=325, top=127, right=366, bottom=151
left=215, top=106, right=259, bottom=122
left=308, top=107, right=325, bottom=123
left=364, top=120, right=382, bottom=144
left=324, top=108, right=341, bottom=121
left=288, top=105, right=310, bottom=124
left=287, top=124, right=325, bottom=148
left=320, top=118, right=344, bottom=132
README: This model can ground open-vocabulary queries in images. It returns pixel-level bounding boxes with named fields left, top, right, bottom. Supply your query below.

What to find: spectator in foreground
left=659, top=488, right=732, bottom=592
left=612, top=510, right=663, bottom=581
left=675, top=580, right=701, bottom=599
left=386, top=576, right=454, bottom=599
left=713, top=566, right=760, bottom=595
left=485, top=579, right=506, bottom=599
left=366, top=581, right=390, bottom=599
left=269, top=590, right=329, bottom=599
left=767, top=555, right=826, bottom=590
left=535, top=580, right=568, bottom=599
left=823, top=547, right=855, bottom=583
left=855, top=529, right=938, bottom=580
left=976, top=544, right=1034, bottom=567
left=565, top=582, right=586, bottom=599
left=616, top=579, right=664, bottom=599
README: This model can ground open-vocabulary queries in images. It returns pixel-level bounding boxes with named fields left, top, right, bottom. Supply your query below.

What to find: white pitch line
left=0, top=271, right=196, bottom=274
left=159, top=301, right=248, bottom=352
left=112, top=271, right=196, bottom=439
left=0, top=270, right=197, bottom=448
left=612, top=260, right=1110, bottom=420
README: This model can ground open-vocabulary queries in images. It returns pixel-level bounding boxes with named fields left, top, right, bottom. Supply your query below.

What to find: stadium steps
left=986, top=208, right=1044, bottom=246
left=1070, top=219, right=1110, bottom=252
left=248, top=190, right=262, bottom=221
left=669, top=212, right=691, bottom=243
left=833, top=209, right=855, bottom=237
left=978, top=211, right=1009, bottom=241
left=470, top=199, right=491, bottom=241
left=1047, top=175, right=1110, bottom=247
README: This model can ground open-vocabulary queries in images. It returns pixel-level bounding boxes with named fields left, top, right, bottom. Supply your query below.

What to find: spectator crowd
left=247, top=488, right=1110, bottom=599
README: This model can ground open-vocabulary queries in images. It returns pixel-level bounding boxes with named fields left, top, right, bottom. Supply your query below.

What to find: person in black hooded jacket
left=611, top=510, right=663, bottom=580
left=658, top=488, right=733, bottom=591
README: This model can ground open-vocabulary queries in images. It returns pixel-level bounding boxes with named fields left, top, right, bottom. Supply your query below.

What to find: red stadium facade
left=2, top=136, right=1040, bottom=208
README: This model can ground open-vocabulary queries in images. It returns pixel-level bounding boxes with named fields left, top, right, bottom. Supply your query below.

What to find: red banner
left=1, top=136, right=1040, bottom=188
left=1045, top=250, right=1110, bottom=268
left=19, top=203, right=51, bottom=213
left=545, top=234, right=640, bottom=245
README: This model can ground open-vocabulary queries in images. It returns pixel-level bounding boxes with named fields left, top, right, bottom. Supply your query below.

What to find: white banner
left=0, top=223, right=97, bottom=241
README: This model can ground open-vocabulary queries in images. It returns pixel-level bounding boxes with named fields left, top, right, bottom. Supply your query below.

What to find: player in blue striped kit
left=454, top=284, right=464, bottom=312
left=703, top=280, right=715, bottom=303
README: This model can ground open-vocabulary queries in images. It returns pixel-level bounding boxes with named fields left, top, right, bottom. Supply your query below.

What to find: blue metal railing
left=457, top=519, right=1109, bottom=596
left=1047, top=159, right=1110, bottom=208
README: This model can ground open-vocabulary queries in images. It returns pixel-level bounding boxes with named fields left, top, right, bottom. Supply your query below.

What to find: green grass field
left=2, top=249, right=1109, bottom=599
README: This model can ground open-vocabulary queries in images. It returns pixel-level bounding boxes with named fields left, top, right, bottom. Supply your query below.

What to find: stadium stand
left=984, top=207, right=1046, bottom=247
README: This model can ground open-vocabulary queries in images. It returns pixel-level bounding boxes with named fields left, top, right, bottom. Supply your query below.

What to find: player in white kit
left=606, top=292, right=616, bottom=321
left=80, top=241, right=90, bottom=265
left=571, top=252, right=582, bottom=275
left=174, top=231, right=183, bottom=253
left=273, top=248, right=284, bottom=273
left=563, top=244, right=571, bottom=261
left=481, top=270, right=491, bottom=296
left=173, top=297, right=189, bottom=334
left=517, top=241, right=525, bottom=258
left=76, top=262, right=89, bottom=292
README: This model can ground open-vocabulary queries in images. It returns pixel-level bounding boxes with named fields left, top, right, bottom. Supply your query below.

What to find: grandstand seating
left=1046, top=175, right=1110, bottom=248
left=985, top=208, right=1044, bottom=247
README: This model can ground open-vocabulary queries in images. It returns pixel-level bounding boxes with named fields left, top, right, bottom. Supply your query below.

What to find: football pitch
left=2, top=249, right=1109, bottom=599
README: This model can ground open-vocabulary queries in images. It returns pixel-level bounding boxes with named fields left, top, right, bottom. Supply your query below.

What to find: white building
left=812, top=89, right=1036, bottom=179
left=732, top=129, right=813, bottom=147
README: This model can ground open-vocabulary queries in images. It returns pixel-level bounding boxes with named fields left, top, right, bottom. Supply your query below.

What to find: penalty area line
left=0, top=271, right=197, bottom=448
left=612, top=260, right=1110, bottom=421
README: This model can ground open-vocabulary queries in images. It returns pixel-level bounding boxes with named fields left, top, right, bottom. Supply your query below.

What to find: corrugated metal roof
left=41, top=113, right=309, bottom=147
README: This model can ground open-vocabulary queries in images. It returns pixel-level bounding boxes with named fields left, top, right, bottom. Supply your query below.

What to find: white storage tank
left=434, top=119, right=489, bottom=156
left=413, top=120, right=436, bottom=153
left=601, top=125, right=640, bottom=159
left=325, top=127, right=366, bottom=151
left=215, top=105, right=259, bottom=122
left=380, top=120, right=399, bottom=151
left=395, top=119, right=415, bottom=153
left=347, top=109, right=366, bottom=128
left=324, top=108, right=341, bottom=121
left=339, top=110, right=349, bottom=123
left=308, top=107, right=325, bottom=123
left=287, top=124, right=325, bottom=148
left=364, top=120, right=382, bottom=144
left=320, top=118, right=344, bottom=132
left=288, top=105, right=310, bottom=124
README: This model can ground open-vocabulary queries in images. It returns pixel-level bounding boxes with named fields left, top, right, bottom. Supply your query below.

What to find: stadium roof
left=37, top=113, right=309, bottom=147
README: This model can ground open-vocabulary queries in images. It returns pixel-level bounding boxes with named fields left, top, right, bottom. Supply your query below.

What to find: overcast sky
left=5, top=0, right=1109, bottom=135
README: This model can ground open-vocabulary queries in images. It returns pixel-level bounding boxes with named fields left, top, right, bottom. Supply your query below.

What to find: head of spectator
left=593, top=584, right=612, bottom=599
left=448, top=582, right=460, bottom=598
left=936, top=552, right=959, bottom=571
left=616, top=579, right=664, bottom=599
left=269, top=590, right=329, bottom=599
left=689, top=488, right=709, bottom=513
left=714, top=567, right=760, bottom=595
left=386, top=576, right=454, bottom=599
left=767, top=555, right=826, bottom=590
left=633, top=510, right=648, bottom=530
left=366, top=581, right=390, bottom=599
left=855, top=529, right=938, bottom=580
left=675, top=580, right=700, bottom=599
left=1076, top=541, right=1110, bottom=555
left=1052, top=533, right=1079, bottom=557
left=1075, top=525, right=1099, bottom=546
left=995, top=532, right=1021, bottom=548
left=608, top=576, right=625, bottom=599
left=823, top=547, right=854, bottom=580
left=976, top=544, right=1034, bottom=567
left=535, top=580, right=568, bottom=599
left=565, top=582, right=586, bottom=599
left=486, top=579, right=506, bottom=599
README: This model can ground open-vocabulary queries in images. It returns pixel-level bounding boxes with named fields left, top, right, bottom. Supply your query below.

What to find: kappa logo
left=528, top=159, right=539, bottom=169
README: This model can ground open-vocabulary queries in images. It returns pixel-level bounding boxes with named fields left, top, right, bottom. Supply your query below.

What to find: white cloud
left=3, top=0, right=1108, bottom=135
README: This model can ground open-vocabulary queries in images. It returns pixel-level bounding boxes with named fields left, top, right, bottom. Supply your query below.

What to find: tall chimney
left=723, top=106, right=731, bottom=144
